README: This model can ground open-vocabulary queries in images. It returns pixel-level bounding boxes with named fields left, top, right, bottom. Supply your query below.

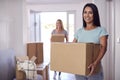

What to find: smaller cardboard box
left=50, top=42, right=100, bottom=76
left=16, top=70, right=26, bottom=80
left=16, top=56, right=37, bottom=80
left=16, top=56, right=28, bottom=80
left=27, top=42, right=43, bottom=64
left=51, top=34, right=65, bottom=42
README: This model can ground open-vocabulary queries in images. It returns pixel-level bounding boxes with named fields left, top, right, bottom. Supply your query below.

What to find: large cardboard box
left=51, top=34, right=65, bottom=42
left=50, top=42, right=100, bottom=76
left=27, top=42, right=43, bottom=64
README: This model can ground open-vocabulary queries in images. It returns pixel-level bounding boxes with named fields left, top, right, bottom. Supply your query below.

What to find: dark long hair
left=82, top=3, right=101, bottom=27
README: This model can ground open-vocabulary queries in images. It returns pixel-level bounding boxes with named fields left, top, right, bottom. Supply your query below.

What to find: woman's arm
left=65, top=30, right=68, bottom=42
left=88, top=35, right=108, bottom=76
left=65, top=35, right=68, bottom=42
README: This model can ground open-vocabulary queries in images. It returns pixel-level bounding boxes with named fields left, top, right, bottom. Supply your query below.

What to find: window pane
left=40, top=12, right=67, bottom=62
left=68, top=14, right=74, bottom=42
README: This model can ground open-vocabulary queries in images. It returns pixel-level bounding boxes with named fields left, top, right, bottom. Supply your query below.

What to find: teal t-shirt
left=74, top=27, right=108, bottom=44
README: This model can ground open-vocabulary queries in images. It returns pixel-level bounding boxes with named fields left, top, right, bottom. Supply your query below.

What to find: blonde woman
left=51, top=19, right=68, bottom=79
left=51, top=19, right=68, bottom=42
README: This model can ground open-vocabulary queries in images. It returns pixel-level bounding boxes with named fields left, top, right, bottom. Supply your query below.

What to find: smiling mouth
left=85, top=18, right=91, bottom=21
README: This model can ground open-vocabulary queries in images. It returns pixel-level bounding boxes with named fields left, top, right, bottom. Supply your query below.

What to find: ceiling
left=26, top=0, right=84, bottom=4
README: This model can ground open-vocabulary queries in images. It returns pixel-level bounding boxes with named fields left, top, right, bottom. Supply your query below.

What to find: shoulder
left=96, top=26, right=108, bottom=36
left=52, top=29, right=56, bottom=32
left=76, top=28, right=84, bottom=32
left=51, top=29, right=56, bottom=34
left=96, top=26, right=106, bottom=30
left=63, top=29, right=68, bottom=33
left=63, top=30, right=68, bottom=35
left=74, top=28, right=84, bottom=36
left=96, top=27, right=108, bottom=32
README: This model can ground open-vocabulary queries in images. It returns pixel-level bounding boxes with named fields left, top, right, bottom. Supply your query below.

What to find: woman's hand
left=73, top=38, right=77, bottom=42
left=87, top=62, right=97, bottom=76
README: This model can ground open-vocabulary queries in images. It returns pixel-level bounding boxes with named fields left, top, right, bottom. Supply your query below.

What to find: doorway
left=29, top=11, right=75, bottom=62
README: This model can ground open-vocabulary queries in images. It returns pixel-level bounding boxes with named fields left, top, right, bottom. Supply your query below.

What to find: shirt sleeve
left=64, top=30, right=68, bottom=37
left=74, top=29, right=81, bottom=40
left=100, top=27, right=109, bottom=37
left=74, top=32, right=78, bottom=39
left=51, top=29, right=55, bottom=35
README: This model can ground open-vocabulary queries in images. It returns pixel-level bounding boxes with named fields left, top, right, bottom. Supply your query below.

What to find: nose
left=85, top=12, right=89, bottom=17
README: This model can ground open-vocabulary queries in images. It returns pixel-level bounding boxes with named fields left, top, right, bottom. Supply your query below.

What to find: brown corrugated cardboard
left=50, top=42, right=100, bottom=76
left=27, top=43, right=36, bottom=61
left=16, top=70, right=26, bottom=80
left=16, top=56, right=37, bottom=80
left=51, top=34, right=65, bottom=42
left=36, top=43, right=43, bottom=64
left=27, top=42, right=43, bottom=64
left=16, top=56, right=29, bottom=61
left=16, top=56, right=28, bottom=80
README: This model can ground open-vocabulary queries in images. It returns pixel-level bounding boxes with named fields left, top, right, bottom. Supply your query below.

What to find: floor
left=49, top=70, right=76, bottom=80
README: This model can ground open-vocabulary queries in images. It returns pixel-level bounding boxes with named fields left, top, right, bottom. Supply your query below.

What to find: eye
left=83, top=11, right=87, bottom=14
left=89, top=11, right=93, bottom=14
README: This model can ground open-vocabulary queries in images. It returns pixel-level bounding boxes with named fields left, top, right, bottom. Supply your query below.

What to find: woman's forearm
left=94, top=44, right=107, bottom=65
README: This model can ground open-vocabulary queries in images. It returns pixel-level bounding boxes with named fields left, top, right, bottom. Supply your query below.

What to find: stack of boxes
left=16, top=42, right=49, bottom=80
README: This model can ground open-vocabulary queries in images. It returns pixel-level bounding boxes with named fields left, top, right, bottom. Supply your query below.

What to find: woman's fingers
left=87, top=63, right=95, bottom=76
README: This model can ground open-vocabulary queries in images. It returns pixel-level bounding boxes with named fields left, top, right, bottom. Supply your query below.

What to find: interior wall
left=0, top=17, right=9, bottom=49
left=0, top=0, right=26, bottom=56
left=115, top=0, right=120, bottom=80
left=0, top=0, right=11, bottom=49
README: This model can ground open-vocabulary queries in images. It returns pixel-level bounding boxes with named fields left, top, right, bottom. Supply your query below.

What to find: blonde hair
left=56, top=19, right=64, bottom=30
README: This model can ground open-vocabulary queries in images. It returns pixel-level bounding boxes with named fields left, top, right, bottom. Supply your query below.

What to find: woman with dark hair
left=73, top=3, right=108, bottom=80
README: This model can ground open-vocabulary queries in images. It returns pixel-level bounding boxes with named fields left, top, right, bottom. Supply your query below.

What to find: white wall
left=0, top=0, right=27, bottom=56
left=0, top=19, right=9, bottom=49
left=115, top=0, right=120, bottom=80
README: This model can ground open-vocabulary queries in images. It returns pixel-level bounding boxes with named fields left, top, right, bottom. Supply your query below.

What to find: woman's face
left=56, top=21, right=62, bottom=29
left=83, top=6, right=94, bottom=24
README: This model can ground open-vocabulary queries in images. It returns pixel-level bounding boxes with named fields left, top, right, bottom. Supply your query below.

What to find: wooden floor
left=49, top=70, right=76, bottom=80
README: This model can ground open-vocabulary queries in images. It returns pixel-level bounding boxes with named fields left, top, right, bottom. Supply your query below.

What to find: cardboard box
left=27, top=42, right=43, bottom=64
left=50, top=42, right=100, bottom=76
left=16, top=56, right=37, bottom=80
left=16, top=56, right=28, bottom=80
left=16, top=70, right=26, bottom=80
left=51, top=34, right=65, bottom=42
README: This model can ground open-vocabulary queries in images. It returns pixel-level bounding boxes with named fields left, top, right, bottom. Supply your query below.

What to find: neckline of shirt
left=83, top=27, right=100, bottom=31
